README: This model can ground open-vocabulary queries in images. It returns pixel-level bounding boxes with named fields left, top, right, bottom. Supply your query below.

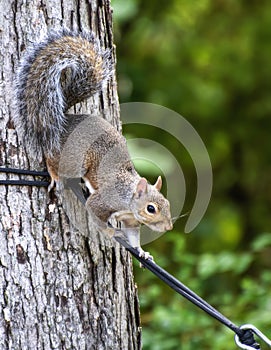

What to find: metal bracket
left=235, top=324, right=271, bottom=349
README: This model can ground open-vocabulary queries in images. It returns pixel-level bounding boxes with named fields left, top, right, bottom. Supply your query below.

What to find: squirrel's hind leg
left=46, top=157, right=60, bottom=192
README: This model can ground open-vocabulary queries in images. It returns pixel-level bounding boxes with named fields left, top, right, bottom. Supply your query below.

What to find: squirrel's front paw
left=107, top=214, right=121, bottom=230
left=136, top=247, right=154, bottom=261
left=136, top=247, right=154, bottom=268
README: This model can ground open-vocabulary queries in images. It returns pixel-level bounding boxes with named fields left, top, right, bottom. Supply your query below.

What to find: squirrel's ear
left=154, top=176, right=162, bottom=191
left=135, top=178, right=148, bottom=198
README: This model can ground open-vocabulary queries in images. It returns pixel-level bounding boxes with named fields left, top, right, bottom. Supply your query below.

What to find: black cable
left=115, top=237, right=260, bottom=348
left=115, top=238, right=241, bottom=332
left=0, top=179, right=50, bottom=187
left=0, top=167, right=50, bottom=187
left=0, top=167, right=49, bottom=177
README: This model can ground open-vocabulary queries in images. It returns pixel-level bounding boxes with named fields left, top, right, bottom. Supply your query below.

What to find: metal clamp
left=235, top=324, right=271, bottom=349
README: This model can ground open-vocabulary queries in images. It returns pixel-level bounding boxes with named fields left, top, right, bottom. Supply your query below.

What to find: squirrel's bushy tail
left=13, top=30, right=113, bottom=158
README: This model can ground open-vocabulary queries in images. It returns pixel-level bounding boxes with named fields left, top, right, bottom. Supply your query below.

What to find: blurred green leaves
left=112, top=0, right=271, bottom=348
left=112, top=0, right=138, bottom=22
left=197, top=252, right=252, bottom=278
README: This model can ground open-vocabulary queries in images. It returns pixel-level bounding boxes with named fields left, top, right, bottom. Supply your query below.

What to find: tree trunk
left=0, top=1, right=141, bottom=349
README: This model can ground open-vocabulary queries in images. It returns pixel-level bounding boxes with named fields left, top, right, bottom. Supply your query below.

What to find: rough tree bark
left=0, top=1, right=141, bottom=349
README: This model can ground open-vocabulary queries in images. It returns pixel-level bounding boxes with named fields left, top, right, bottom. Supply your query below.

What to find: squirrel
left=13, top=30, right=173, bottom=256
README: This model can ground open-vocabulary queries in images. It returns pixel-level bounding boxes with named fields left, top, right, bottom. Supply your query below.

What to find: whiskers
left=172, top=211, right=190, bottom=222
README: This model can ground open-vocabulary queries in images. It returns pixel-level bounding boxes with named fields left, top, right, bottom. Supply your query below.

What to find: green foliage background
left=111, top=0, right=271, bottom=349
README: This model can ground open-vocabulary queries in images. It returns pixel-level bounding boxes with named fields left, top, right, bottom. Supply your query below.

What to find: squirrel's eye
left=147, top=204, right=156, bottom=214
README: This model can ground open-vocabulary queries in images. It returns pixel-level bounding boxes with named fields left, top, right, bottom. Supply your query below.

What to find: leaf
left=251, top=233, right=271, bottom=252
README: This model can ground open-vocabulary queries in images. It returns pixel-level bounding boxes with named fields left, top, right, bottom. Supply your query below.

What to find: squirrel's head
left=131, top=176, right=173, bottom=232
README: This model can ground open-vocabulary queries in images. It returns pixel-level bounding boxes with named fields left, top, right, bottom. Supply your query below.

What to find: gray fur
left=13, top=29, right=113, bottom=159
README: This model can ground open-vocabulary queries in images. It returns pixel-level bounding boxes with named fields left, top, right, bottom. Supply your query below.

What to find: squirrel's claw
left=47, top=178, right=56, bottom=192
left=108, top=215, right=122, bottom=230
left=136, top=247, right=154, bottom=268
